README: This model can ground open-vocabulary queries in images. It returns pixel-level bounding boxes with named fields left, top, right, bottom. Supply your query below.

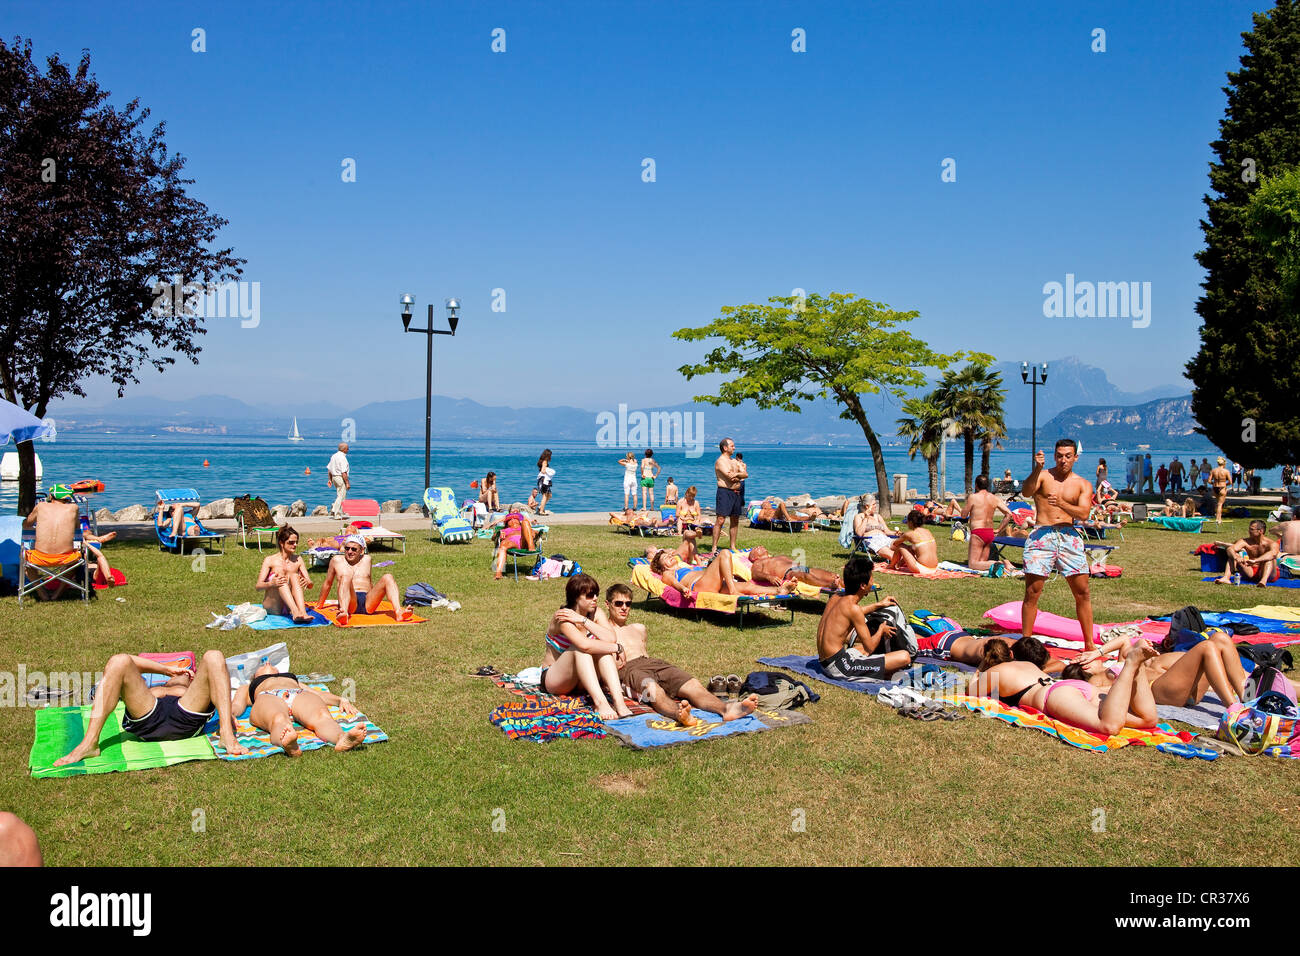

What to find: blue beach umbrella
left=0, top=397, right=54, bottom=445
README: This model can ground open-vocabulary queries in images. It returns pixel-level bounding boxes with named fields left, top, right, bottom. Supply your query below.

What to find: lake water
left=0, top=434, right=1277, bottom=514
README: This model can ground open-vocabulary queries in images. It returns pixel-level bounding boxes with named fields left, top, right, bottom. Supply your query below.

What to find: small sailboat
left=288, top=417, right=305, bottom=442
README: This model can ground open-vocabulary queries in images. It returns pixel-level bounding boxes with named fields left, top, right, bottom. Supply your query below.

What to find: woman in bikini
left=541, top=574, right=634, bottom=721
left=230, top=664, right=367, bottom=755
left=478, top=472, right=500, bottom=512
left=973, top=638, right=1159, bottom=735
left=649, top=548, right=795, bottom=598
left=255, top=526, right=314, bottom=624
left=675, top=485, right=702, bottom=535
left=1066, top=628, right=1247, bottom=707
left=486, top=506, right=536, bottom=580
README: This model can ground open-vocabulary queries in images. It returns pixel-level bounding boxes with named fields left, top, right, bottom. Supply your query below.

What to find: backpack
left=1236, top=643, right=1294, bottom=672
left=907, top=609, right=961, bottom=638
left=1245, top=665, right=1298, bottom=704
left=1167, top=605, right=1206, bottom=635
left=403, top=582, right=446, bottom=606
left=740, top=671, right=820, bottom=711
left=865, top=604, right=920, bottom=657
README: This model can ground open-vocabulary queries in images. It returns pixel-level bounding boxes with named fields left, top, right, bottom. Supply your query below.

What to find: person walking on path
left=710, top=438, right=747, bottom=554
left=327, top=443, right=350, bottom=517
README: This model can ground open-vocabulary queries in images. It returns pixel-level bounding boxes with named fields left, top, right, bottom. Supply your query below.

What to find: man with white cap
left=314, top=534, right=411, bottom=626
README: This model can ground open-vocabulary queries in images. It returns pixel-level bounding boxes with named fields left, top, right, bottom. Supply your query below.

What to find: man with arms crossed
left=817, top=557, right=915, bottom=680
left=1022, top=439, right=1096, bottom=651
left=961, top=474, right=1015, bottom=573
left=710, top=437, right=748, bottom=554
left=595, top=583, right=759, bottom=725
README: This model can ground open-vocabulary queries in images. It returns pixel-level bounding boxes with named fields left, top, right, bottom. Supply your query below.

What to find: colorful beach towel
left=490, top=672, right=653, bottom=715
left=602, top=706, right=811, bottom=750
left=208, top=684, right=386, bottom=759
left=489, top=698, right=608, bottom=742
left=875, top=565, right=980, bottom=580
left=30, top=703, right=217, bottom=779
left=227, top=605, right=330, bottom=629
left=316, top=600, right=427, bottom=627
left=952, top=695, right=1192, bottom=753
left=757, top=655, right=974, bottom=698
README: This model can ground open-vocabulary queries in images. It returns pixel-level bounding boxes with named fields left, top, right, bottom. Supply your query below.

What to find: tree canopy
left=1187, top=1, right=1300, bottom=467
left=673, top=292, right=982, bottom=505
left=0, top=37, right=243, bottom=512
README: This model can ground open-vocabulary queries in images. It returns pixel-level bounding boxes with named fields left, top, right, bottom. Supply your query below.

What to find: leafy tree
left=1245, top=165, right=1300, bottom=307
left=895, top=396, right=946, bottom=500
left=932, top=362, right=1007, bottom=494
left=0, top=37, right=243, bottom=514
left=673, top=292, right=973, bottom=505
left=1187, top=1, right=1300, bottom=467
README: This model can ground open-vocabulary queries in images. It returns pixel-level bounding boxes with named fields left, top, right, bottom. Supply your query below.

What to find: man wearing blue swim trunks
left=1022, top=439, right=1097, bottom=651
left=710, top=437, right=748, bottom=554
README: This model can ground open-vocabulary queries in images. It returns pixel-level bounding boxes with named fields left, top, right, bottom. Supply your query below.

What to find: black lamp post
left=1020, top=361, right=1048, bottom=465
left=401, top=294, right=462, bottom=495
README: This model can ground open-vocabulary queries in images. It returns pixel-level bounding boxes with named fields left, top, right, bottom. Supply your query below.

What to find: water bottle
left=1232, top=572, right=1241, bottom=586
left=235, top=662, right=245, bottom=685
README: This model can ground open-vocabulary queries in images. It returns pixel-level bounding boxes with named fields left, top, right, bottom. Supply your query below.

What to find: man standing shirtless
left=746, top=545, right=842, bottom=590
left=1021, top=439, right=1096, bottom=651
left=710, top=438, right=748, bottom=553
left=1214, top=520, right=1279, bottom=586
left=315, top=535, right=411, bottom=626
left=596, top=583, right=759, bottom=725
left=961, top=474, right=1015, bottom=573
left=1209, top=456, right=1232, bottom=525
left=816, top=557, right=914, bottom=680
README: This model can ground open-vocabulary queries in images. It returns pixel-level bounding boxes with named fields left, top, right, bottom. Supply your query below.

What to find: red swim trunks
left=972, top=528, right=995, bottom=545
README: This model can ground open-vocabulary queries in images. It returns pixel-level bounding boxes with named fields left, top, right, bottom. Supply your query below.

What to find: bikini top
left=248, top=671, right=299, bottom=696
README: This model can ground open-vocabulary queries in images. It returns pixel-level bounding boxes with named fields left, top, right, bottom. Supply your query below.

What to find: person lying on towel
left=816, top=557, right=915, bottom=680
left=314, top=535, right=413, bottom=625
left=972, top=638, right=1159, bottom=735
left=593, top=582, right=759, bottom=726
left=230, top=664, right=366, bottom=755
left=886, top=511, right=940, bottom=575
left=915, top=623, right=1064, bottom=674
left=745, top=545, right=842, bottom=590
left=643, top=527, right=700, bottom=567
left=649, top=548, right=796, bottom=598
left=1212, top=519, right=1279, bottom=586
left=1068, top=628, right=1247, bottom=708
left=54, top=651, right=248, bottom=766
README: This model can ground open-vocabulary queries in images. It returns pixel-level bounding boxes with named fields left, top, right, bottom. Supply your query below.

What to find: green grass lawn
left=2, top=514, right=1297, bottom=866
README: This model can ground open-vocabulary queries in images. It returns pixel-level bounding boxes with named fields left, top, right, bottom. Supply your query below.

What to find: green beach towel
left=29, top=703, right=216, bottom=779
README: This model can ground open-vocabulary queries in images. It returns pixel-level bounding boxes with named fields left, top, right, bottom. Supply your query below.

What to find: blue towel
left=600, top=706, right=810, bottom=749
left=227, top=606, right=330, bottom=630
left=757, top=655, right=974, bottom=697
left=1200, top=576, right=1300, bottom=589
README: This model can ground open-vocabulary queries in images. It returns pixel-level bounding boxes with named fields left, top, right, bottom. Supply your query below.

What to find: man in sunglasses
left=596, top=583, right=758, bottom=725
left=315, top=535, right=412, bottom=625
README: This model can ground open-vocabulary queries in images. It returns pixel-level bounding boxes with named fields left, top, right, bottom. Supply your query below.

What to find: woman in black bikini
left=231, top=665, right=367, bottom=756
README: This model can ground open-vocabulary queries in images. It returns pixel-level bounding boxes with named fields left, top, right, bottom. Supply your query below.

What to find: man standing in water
left=710, top=437, right=748, bottom=554
left=1022, top=439, right=1096, bottom=651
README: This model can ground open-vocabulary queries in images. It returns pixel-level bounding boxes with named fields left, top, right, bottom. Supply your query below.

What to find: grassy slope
left=1, top=514, right=1296, bottom=866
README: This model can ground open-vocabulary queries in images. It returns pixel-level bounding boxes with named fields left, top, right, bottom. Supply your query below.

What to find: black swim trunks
left=716, top=487, right=744, bottom=518
left=121, top=695, right=214, bottom=742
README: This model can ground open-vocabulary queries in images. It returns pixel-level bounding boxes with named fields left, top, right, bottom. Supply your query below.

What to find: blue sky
left=8, top=0, right=1266, bottom=410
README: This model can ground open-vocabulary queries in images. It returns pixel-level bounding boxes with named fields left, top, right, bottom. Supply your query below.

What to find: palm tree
left=934, top=363, right=1008, bottom=494
left=895, top=396, right=946, bottom=500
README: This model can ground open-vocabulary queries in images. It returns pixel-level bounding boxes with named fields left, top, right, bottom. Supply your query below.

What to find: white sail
left=288, top=417, right=304, bottom=441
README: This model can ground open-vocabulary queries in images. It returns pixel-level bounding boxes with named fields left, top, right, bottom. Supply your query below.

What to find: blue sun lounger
left=424, top=486, right=475, bottom=543
left=154, top=489, right=225, bottom=555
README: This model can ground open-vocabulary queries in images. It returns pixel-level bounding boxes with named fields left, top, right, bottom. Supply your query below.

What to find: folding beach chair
left=18, top=529, right=90, bottom=606
left=424, top=487, right=475, bottom=543
left=491, top=523, right=548, bottom=581
left=341, top=499, right=406, bottom=553
left=154, top=489, right=225, bottom=555
left=234, top=494, right=280, bottom=551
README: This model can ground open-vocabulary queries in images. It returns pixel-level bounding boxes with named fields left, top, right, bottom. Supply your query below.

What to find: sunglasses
left=610, top=600, right=632, bottom=608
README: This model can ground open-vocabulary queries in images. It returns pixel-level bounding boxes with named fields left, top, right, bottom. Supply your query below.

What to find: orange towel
left=25, top=549, right=82, bottom=567
left=315, top=600, right=426, bottom=627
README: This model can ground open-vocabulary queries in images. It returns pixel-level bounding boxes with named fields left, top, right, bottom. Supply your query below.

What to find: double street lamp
left=401, top=294, right=462, bottom=496
left=1021, top=361, right=1048, bottom=465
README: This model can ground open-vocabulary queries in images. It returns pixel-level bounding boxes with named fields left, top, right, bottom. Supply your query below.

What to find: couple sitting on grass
left=540, top=574, right=760, bottom=725
left=256, top=526, right=412, bottom=624
left=54, top=651, right=365, bottom=767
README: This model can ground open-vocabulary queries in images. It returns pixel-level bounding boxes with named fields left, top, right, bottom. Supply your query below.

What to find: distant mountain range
left=47, top=358, right=1198, bottom=448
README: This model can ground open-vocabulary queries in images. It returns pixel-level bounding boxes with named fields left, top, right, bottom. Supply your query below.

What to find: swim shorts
left=1023, top=525, right=1087, bottom=577
left=619, top=656, right=692, bottom=699
left=916, top=631, right=965, bottom=661
left=353, top=590, right=369, bottom=612
left=640, top=477, right=654, bottom=488
left=972, top=527, right=995, bottom=545
left=121, top=695, right=214, bottom=742
left=820, top=647, right=892, bottom=681
left=716, top=487, right=744, bottom=518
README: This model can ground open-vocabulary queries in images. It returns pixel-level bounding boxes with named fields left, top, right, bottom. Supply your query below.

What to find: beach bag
left=866, top=604, right=919, bottom=657
left=907, top=609, right=961, bottom=637
left=740, top=671, right=820, bottom=710
left=229, top=602, right=267, bottom=625
left=1216, top=695, right=1300, bottom=755
left=403, top=582, right=445, bottom=606
left=950, top=525, right=966, bottom=541
left=1244, top=665, right=1298, bottom=704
